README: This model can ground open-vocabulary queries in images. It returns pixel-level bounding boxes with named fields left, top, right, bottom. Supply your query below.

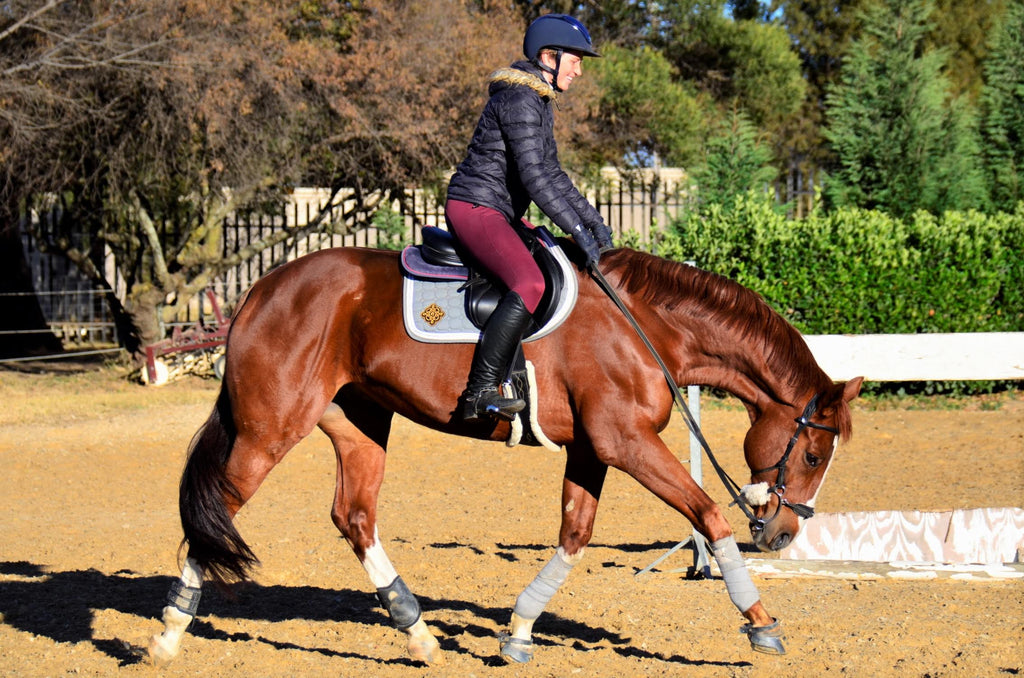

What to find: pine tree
left=933, top=96, right=991, bottom=213
left=981, top=2, right=1024, bottom=212
left=824, top=0, right=988, bottom=216
left=691, top=104, right=778, bottom=209
left=771, top=0, right=877, bottom=169
left=924, top=0, right=1007, bottom=101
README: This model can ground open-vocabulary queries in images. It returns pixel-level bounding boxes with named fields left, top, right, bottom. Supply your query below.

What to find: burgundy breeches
left=443, top=199, right=545, bottom=313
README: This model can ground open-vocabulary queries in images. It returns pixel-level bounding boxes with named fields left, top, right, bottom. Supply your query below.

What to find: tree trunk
left=124, top=286, right=166, bottom=358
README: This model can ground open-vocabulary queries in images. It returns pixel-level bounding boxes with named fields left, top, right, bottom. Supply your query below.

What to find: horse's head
left=742, top=377, right=863, bottom=552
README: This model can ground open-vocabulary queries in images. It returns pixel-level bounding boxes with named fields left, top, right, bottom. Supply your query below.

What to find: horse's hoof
left=147, top=634, right=178, bottom=666
left=740, top=618, right=786, bottom=655
left=408, top=637, right=445, bottom=665
left=498, top=632, right=534, bottom=663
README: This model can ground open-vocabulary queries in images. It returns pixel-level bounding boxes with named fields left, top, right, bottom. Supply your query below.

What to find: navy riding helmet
left=523, top=14, right=599, bottom=91
left=523, top=14, right=600, bottom=60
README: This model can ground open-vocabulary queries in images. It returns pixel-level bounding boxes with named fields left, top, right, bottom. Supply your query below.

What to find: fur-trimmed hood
left=487, top=60, right=557, bottom=101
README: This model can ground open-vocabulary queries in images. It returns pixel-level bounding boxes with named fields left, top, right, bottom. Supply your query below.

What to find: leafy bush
left=371, top=203, right=409, bottom=251
left=664, top=192, right=1024, bottom=335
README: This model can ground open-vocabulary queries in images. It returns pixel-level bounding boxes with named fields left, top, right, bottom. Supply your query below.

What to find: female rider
left=445, top=14, right=613, bottom=422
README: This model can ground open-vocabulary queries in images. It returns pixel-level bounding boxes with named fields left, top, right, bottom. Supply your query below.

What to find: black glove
left=569, top=223, right=601, bottom=268
left=591, top=220, right=613, bottom=251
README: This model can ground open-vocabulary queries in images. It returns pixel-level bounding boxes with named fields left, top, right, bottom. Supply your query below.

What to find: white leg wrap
left=711, top=536, right=760, bottom=613
left=512, top=547, right=581, bottom=623
left=361, top=528, right=400, bottom=588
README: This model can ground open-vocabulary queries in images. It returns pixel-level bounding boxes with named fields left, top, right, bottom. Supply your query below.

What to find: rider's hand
left=591, top=220, right=613, bottom=251
left=570, top=224, right=601, bottom=268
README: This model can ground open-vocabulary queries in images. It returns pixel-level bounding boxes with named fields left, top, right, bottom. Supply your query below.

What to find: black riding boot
left=462, top=292, right=533, bottom=422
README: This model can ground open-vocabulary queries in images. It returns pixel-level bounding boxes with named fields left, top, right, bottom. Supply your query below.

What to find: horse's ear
left=842, top=376, right=864, bottom=403
left=825, top=377, right=862, bottom=442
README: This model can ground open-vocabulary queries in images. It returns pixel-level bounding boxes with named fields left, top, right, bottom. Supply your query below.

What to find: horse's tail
left=178, top=386, right=258, bottom=585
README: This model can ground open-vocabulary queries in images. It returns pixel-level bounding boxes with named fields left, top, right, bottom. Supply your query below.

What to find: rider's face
left=555, top=53, right=583, bottom=91
left=539, top=50, right=584, bottom=91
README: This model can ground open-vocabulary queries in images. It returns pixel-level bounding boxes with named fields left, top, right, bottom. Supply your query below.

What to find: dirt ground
left=0, top=363, right=1022, bottom=677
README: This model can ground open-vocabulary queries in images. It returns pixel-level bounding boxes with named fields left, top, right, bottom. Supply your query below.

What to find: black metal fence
left=13, top=208, right=117, bottom=346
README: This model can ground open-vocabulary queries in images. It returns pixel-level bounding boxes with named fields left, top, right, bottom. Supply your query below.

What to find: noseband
left=742, top=394, right=839, bottom=528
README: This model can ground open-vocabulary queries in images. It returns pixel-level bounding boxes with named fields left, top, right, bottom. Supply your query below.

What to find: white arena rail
left=803, top=332, right=1024, bottom=382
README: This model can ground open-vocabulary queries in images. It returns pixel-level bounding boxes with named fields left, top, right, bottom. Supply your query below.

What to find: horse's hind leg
left=149, top=556, right=203, bottom=664
left=319, top=397, right=444, bottom=666
left=150, top=387, right=315, bottom=665
left=501, top=446, right=607, bottom=663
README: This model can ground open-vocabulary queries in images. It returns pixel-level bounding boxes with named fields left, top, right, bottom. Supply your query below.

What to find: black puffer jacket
left=447, top=60, right=604, bottom=238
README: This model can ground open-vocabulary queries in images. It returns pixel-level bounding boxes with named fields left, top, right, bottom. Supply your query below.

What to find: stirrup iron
left=463, top=386, right=525, bottom=422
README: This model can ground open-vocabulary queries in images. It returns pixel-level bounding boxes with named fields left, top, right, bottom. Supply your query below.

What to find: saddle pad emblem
left=420, top=303, right=446, bottom=326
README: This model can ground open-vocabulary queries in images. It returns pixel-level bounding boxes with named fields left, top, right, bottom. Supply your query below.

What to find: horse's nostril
left=748, top=523, right=763, bottom=541
left=770, top=533, right=791, bottom=551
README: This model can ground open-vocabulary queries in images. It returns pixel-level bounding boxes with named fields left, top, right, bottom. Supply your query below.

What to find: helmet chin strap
left=534, top=49, right=564, bottom=91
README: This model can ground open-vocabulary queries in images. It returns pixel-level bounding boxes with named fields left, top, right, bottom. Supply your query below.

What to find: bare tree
left=1, top=0, right=170, bottom=357
left=3, top=0, right=523, bottom=355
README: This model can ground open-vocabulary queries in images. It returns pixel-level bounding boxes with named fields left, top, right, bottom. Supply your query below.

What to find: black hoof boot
left=463, top=387, right=525, bottom=422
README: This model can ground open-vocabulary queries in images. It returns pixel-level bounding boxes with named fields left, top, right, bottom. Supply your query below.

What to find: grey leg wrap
left=376, top=576, right=421, bottom=630
left=513, top=550, right=576, bottom=621
left=710, top=536, right=760, bottom=613
left=167, top=580, right=202, bottom=616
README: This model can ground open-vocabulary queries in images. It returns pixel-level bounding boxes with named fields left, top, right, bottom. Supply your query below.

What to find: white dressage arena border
left=743, top=559, right=1024, bottom=581
left=732, top=508, right=1024, bottom=582
left=779, top=507, right=1024, bottom=562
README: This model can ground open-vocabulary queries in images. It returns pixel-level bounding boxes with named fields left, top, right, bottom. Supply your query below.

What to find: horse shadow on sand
left=0, top=540, right=752, bottom=669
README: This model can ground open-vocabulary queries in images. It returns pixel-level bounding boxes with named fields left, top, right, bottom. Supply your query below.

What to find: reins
left=588, top=265, right=833, bottom=529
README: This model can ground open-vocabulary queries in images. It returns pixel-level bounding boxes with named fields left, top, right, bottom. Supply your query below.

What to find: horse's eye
left=805, top=452, right=822, bottom=468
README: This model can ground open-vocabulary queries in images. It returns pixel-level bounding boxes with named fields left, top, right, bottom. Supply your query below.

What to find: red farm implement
left=142, top=290, right=229, bottom=386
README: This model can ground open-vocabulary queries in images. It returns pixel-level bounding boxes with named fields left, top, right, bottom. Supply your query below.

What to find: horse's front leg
left=501, top=447, right=607, bottom=663
left=361, top=527, right=441, bottom=664
left=320, top=401, right=444, bottom=666
left=604, top=427, right=784, bottom=654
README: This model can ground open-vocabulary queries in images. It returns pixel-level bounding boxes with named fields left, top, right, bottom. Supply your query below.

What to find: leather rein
left=588, top=266, right=837, bottom=530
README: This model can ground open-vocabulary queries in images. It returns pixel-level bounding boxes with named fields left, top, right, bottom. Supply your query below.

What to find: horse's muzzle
left=748, top=516, right=794, bottom=552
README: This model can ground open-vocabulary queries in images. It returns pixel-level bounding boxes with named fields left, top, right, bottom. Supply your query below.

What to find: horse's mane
left=604, top=249, right=852, bottom=437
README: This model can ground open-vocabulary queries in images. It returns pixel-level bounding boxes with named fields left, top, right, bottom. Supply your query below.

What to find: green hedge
left=652, top=193, right=1024, bottom=336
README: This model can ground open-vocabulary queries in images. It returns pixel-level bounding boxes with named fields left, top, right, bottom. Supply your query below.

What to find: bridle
left=741, top=394, right=839, bottom=529
left=589, top=266, right=838, bottom=531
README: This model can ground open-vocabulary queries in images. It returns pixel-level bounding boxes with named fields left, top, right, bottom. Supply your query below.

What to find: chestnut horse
left=149, top=243, right=862, bottom=666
